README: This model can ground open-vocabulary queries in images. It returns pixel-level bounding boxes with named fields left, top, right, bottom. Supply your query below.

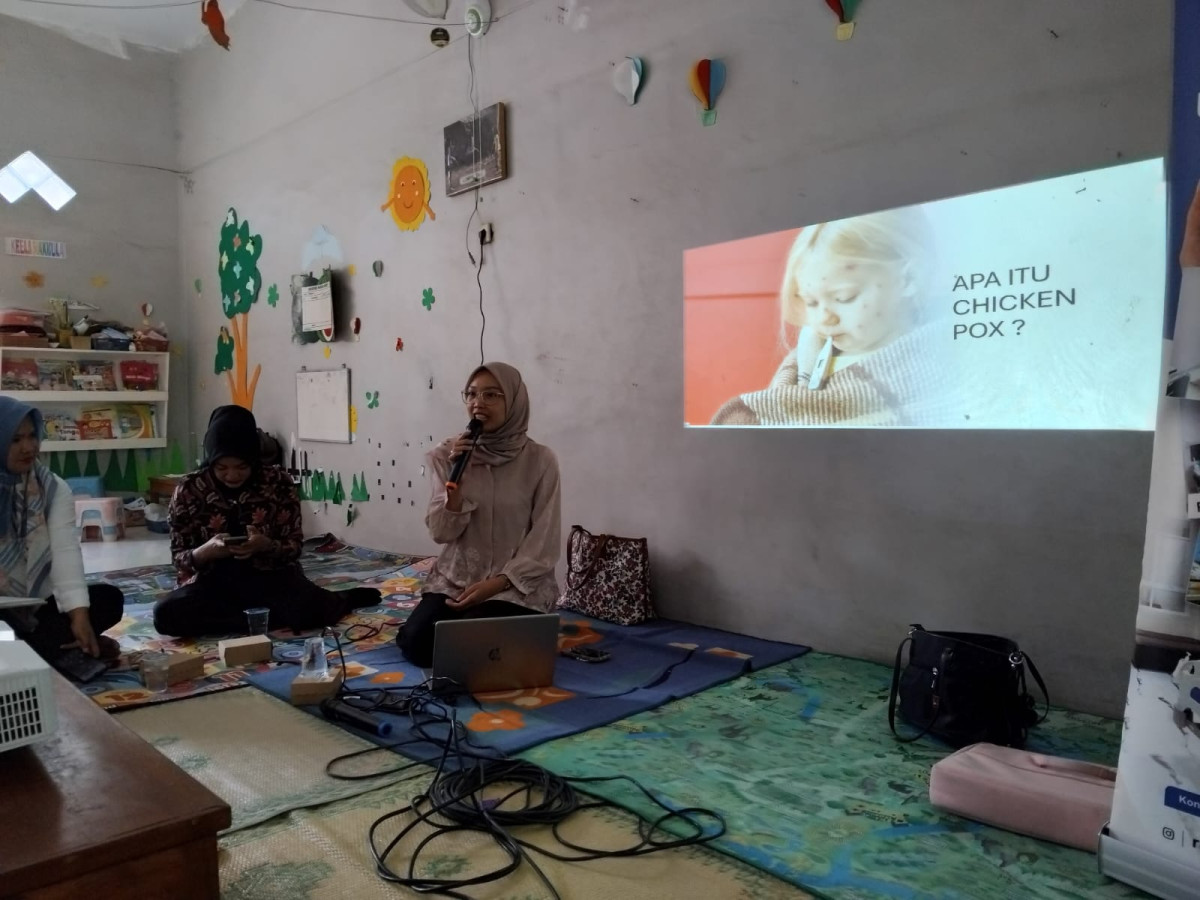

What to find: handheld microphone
left=320, top=698, right=393, bottom=737
left=445, top=418, right=483, bottom=490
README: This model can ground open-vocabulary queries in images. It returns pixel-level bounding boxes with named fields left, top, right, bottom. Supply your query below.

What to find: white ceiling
left=0, top=0, right=250, bottom=56
left=0, top=0, right=455, bottom=57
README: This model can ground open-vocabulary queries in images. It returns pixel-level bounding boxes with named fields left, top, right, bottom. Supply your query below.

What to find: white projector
left=0, top=636, right=58, bottom=752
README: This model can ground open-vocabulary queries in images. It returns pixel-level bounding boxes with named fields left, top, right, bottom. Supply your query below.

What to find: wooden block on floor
left=165, top=652, right=205, bottom=685
left=217, top=635, right=272, bottom=667
left=289, top=667, right=345, bottom=706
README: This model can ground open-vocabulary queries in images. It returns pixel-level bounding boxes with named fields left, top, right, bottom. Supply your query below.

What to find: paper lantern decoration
left=689, top=58, right=726, bottom=126
left=613, top=56, right=644, bottom=106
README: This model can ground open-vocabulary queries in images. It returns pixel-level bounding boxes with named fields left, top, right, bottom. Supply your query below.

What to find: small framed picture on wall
left=444, top=101, right=508, bottom=197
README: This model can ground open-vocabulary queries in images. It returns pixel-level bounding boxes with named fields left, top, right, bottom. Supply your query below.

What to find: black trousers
left=2, top=583, right=125, bottom=659
left=153, top=560, right=378, bottom=638
left=396, top=592, right=538, bottom=668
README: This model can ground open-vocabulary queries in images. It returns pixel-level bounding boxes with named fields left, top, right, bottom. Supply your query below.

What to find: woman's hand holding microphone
left=444, top=419, right=483, bottom=511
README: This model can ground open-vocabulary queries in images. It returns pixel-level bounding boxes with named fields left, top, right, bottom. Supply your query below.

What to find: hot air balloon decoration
left=689, top=58, right=726, bottom=127
left=613, top=56, right=644, bottom=106
left=825, top=0, right=858, bottom=40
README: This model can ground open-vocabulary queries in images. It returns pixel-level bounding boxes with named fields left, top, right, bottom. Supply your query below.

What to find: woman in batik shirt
left=153, top=405, right=378, bottom=637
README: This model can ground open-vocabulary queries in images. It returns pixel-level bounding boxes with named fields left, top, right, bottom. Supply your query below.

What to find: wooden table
left=0, top=672, right=230, bottom=899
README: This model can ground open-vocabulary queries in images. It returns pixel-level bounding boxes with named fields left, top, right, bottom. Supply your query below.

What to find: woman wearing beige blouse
left=397, top=361, right=562, bottom=667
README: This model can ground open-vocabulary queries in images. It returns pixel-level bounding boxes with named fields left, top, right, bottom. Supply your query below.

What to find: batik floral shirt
left=168, top=465, right=304, bottom=584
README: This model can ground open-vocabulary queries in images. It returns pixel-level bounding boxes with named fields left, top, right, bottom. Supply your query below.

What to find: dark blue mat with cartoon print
left=244, top=609, right=809, bottom=755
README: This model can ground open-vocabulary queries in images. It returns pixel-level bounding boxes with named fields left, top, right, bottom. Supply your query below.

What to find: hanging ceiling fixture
left=402, top=0, right=448, bottom=19
left=0, top=152, right=76, bottom=211
left=464, top=0, right=492, bottom=37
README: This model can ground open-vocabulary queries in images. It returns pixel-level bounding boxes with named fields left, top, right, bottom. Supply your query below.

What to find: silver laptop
left=432, top=613, right=560, bottom=693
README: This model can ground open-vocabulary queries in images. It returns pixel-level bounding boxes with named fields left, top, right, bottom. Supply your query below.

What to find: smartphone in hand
left=223, top=535, right=250, bottom=545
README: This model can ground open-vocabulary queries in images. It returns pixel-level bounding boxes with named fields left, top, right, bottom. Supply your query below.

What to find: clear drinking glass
left=141, top=652, right=170, bottom=693
left=244, top=607, right=270, bottom=636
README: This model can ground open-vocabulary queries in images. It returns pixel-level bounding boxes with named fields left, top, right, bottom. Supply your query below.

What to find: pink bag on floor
left=929, top=742, right=1116, bottom=852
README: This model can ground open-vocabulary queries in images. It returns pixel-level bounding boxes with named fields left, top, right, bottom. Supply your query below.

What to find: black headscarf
left=203, top=405, right=260, bottom=468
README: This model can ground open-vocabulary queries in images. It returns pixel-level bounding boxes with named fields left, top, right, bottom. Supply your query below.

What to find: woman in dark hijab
left=153, top=405, right=379, bottom=637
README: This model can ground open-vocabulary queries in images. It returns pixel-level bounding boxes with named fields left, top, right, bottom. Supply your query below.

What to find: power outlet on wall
left=479, top=223, right=494, bottom=245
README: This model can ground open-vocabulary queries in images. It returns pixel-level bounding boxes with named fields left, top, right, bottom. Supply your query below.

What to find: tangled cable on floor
left=320, top=669, right=725, bottom=899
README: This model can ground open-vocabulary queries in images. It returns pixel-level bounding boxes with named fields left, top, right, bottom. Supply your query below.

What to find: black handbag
left=888, top=624, right=1049, bottom=748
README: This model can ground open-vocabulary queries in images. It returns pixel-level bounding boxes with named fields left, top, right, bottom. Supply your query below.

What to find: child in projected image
left=711, top=207, right=954, bottom=426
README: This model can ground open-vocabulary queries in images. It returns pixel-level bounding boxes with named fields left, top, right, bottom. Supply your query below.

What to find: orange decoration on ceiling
left=201, top=0, right=231, bottom=50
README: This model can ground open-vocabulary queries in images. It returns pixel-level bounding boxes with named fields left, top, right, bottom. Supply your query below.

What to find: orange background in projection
left=683, top=228, right=800, bottom=425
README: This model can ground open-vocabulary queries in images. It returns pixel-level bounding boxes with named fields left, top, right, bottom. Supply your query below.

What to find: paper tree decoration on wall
left=50, top=444, right=186, bottom=492
left=689, top=58, right=726, bottom=127
left=306, top=471, right=328, bottom=502
left=215, top=207, right=264, bottom=410
left=613, top=56, right=644, bottom=105
left=102, top=451, right=139, bottom=493
left=214, top=325, right=234, bottom=375
left=381, top=157, right=435, bottom=231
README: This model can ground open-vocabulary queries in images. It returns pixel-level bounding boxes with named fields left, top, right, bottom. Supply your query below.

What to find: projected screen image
left=685, top=159, right=1166, bottom=429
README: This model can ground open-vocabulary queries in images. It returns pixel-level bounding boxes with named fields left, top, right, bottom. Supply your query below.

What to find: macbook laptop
left=432, top=613, right=560, bottom=693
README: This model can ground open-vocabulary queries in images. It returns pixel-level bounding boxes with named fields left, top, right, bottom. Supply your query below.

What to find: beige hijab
left=442, top=361, right=530, bottom=466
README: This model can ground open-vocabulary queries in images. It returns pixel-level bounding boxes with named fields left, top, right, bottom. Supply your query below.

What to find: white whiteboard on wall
left=296, top=367, right=350, bottom=443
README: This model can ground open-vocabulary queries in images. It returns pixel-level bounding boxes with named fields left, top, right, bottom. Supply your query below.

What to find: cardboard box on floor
left=290, top=667, right=344, bottom=706
left=165, top=651, right=205, bottom=685
left=218, top=635, right=272, bottom=667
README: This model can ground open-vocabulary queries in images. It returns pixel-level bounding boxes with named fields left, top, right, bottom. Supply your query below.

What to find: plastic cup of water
left=141, top=652, right=170, bottom=693
left=244, top=607, right=270, bottom=636
left=299, top=636, right=329, bottom=680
